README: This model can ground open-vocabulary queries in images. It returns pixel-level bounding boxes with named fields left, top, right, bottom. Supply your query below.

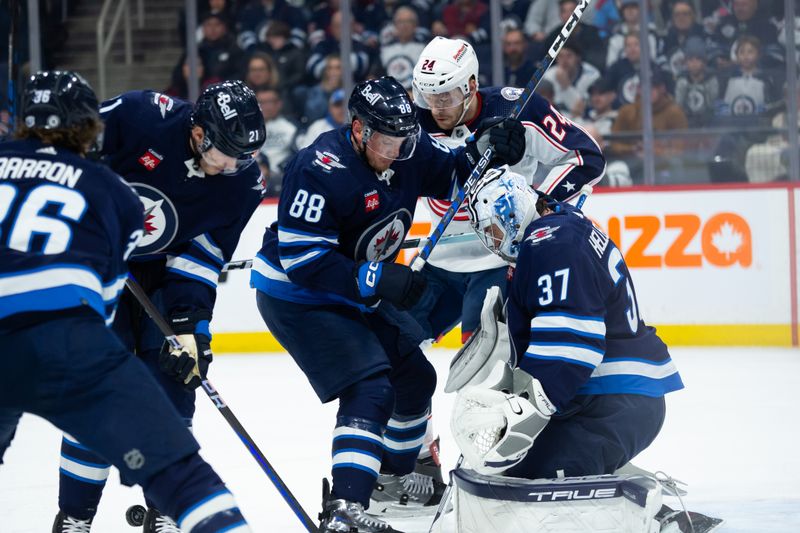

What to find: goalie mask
left=466, top=167, right=539, bottom=263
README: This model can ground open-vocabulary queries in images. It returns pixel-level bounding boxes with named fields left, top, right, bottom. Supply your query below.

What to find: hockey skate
left=142, top=508, right=181, bottom=533
left=319, top=478, right=403, bottom=533
left=52, top=511, right=93, bottom=533
left=369, top=470, right=446, bottom=517
left=414, top=437, right=444, bottom=484
left=657, top=504, right=724, bottom=533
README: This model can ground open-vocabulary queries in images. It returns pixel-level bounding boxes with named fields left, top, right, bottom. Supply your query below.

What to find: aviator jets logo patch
left=525, top=226, right=560, bottom=246
left=131, top=183, right=179, bottom=255
left=355, top=209, right=412, bottom=262
left=313, top=150, right=346, bottom=172
left=152, top=93, right=175, bottom=118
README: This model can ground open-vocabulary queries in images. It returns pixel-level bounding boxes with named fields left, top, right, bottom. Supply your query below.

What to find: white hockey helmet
left=412, top=37, right=479, bottom=111
left=466, top=166, right=540, bottom=263
left=451, top=386, right=545, bottom=476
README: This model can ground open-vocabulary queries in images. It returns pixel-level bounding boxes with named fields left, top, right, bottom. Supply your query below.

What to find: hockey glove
left=159, top=312, right=213, bottom=390
left=355, top=261, right=427, bottom=310
left=465, top=116, right=526, bottom=168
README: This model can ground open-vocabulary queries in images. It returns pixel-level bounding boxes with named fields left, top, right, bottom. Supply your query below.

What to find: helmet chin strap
left=455, top=91, right=475, bottom=127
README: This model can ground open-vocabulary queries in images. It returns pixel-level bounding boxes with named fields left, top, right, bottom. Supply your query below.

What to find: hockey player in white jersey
left=406, top=36, right=606, bottom=483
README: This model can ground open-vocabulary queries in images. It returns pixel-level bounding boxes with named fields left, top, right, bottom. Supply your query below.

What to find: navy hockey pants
left=408, top=262, right=509, bottom=342
left=505, top=393, right=666, bottom=479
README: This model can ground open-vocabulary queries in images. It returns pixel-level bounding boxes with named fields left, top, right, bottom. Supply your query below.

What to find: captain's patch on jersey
left=501, top=87, right=524, bottom=101
left=138, top=149, right=163, bottom=171
left=152, top=92, right=174, bottom=118
left=364, top=190, right=380, bottom=212
left=526, top=225, right=560, bottom=245
left=313, top=150, right=346, bottom=172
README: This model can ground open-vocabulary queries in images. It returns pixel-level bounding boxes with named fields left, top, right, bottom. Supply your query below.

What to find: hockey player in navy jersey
left=251, top=76, right=526, bottom=533
left=406, top=34, right=607, bottom=486
left=450, top=167, right=683, bottom=485
left=48, top=80, right=266, bottom=532
left=0, top=71, right=251, bottom=533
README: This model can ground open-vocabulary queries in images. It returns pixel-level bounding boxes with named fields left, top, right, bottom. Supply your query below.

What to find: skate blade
left=367, top=500, right=438, bottom=518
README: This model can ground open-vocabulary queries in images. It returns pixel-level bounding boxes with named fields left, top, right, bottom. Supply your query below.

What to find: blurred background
left=1, top=0, right=799, bottom=196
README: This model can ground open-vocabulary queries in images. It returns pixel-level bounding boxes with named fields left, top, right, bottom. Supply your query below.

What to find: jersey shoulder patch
left=501, top=86, right=524, bottom=101
left=312, top=150, right=347, bottom=173
left=525, top=225, right=561, bottom=246
left=150, top=92, right=176, bottom=118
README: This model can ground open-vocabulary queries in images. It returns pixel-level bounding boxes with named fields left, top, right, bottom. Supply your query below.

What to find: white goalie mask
left=412, top=37, right=479, bottom=113
left=451, top=385, right=544, bottom=476
left=466, top=167, right=540, bottom=263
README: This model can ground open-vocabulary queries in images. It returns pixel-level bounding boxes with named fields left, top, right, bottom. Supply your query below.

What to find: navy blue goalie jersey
left=507, top=205, right=684, bottom=412
left=251, top=126, right=472, bottom=309
left=98, top=90, right=264, bottom=316
left=0, top=139, right=144, bottom=327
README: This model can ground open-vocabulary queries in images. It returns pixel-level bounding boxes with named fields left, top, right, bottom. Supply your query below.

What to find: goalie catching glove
left=159, top=312, right=213, bottom=390
left=451, top=362, right=556, bottom=475
left=355, top=260, right=426, bottom=310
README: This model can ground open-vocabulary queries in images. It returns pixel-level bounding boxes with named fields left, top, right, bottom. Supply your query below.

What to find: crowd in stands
left=2, top=0, right=797, bottom=188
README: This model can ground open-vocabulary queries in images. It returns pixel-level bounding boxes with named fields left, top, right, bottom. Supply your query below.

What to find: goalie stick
left=124, top=277, right=319, bottom=533
left=410, top=0, right=595, bottom=273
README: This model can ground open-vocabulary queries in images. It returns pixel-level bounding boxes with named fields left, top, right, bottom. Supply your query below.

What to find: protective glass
left=364, top=126, right=421, bottom=162
left=201, top=146, right=257, bottom=175
left=412, top=85, right=470, bottom=111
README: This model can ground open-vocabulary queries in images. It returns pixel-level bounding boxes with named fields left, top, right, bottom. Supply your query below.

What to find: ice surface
left=1, top=347, right=798, bottom=532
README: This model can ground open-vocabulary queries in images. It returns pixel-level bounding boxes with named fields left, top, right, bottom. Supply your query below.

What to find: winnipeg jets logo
left=152, top=93, right=174, bottom=118
left=355, top=209, right=412, bottom=262
left=131, top=183, right=179, bottom=255
left=313, top=151, right=346, bottom=172
left=525, top=226, right=560, bottom=246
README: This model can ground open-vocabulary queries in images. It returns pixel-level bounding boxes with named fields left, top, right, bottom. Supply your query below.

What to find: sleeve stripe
left=542, top=163, right=577, bottom=195
left=252, top=254, right=290, bottom=282
left=526, top=342, right=604, bottom=368
left=523, top=121, right=568, bottom=153
left=165, top=256, right=219, bottom=287
left=280, top=247, right=331, bottom=272
left=591, top=359, right=679, bottom=380
left=531, top=314, right=606, bottom=337
left=191, top=234, right=225, bottom=265
left=102, top=275, right=129, bottom=303
left=98, top=98, right=123, bottom=114
left=278, top=227, right=339, bottom=244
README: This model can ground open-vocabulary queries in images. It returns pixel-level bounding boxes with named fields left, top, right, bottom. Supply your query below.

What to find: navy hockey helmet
left=348, top=76, right=420, bottom=161
left=192, top=80, right=266, bottom=160
left=21, top=70, right=99, bottom=130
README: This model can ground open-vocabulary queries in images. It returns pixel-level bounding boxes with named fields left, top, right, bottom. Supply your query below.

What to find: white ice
left=1, top=347, right=799, bottom=532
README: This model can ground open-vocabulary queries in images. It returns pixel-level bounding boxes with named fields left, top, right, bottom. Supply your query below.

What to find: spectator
left=503, top=28, right=537, bottom=88
left=301, top=55, right=344, bottom=123
left=537, top=78, right=556, bottom=103
left=718, top=34, right=779, bottom=122
left=256, top=87, right=298, bottom=181
left=711, top=0, right=777, bottom=69
left=295, top=89, right=347, bottom=150
left=307, top=10, right=372, bottom=82
left=745, top=85, right=800, bottom=183
left=379, top=6, right=430, bottom=90
left=179, top=0, right=235, bottom=46
left=607, top=32, right=659, bottom=107
left=263, top=21, right=306, bottom=95
left=544, top=0, right=606, bottom=70
left=585, top=0, right=620, bottom=39
left=542, top=42, right=600, bottom=118
left=583, top=77, right=619, bottom=140
left=164, top=54, right=221, bottom=100
left=243, top=51, right=280, bottom=92
left=471, top=0, right=528, bottom=81
left=674, top=36, right=720, bottom=127
left=441, top=0, right=488, bottom=38
left=198, top=13, right=243, bottom=80
left=524, top=0, right=561, bottom=47
left=605, top=0, right=661, bottom=69
left=610, top=69, right=689, bottom=182
left=661, top=0, right=707, bottom=77
left=236, top=0, right=308, bottom=52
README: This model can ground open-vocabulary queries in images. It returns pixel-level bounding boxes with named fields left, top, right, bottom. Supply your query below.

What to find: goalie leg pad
left=452, top=470, right=663, bottom=533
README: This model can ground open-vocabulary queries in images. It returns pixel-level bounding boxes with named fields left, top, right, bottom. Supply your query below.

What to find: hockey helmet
left=466, top=167, right=540, bottom=263
left=348, top=76, right=420, bottom=161
left=412, top=37, right=479, bottom=111
left=21, top=70, right=100, bottom=130
left=193, top=80, right=266, bottom=173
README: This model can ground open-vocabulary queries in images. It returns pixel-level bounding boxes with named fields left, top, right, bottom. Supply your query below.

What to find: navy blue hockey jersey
left=99, top=90, right=264, bottom=316
left=250, top=127, right=472, bottom=309
left=0, top=139, right=144, bottom=327
left=507, top=205, right=684, bottom=412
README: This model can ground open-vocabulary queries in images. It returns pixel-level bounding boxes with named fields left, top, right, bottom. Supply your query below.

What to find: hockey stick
left=219, top=232, right=480, bottom=273
left=124, top=278, right=320, bottom=533
left=409, top=0, right=594, bottom=273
